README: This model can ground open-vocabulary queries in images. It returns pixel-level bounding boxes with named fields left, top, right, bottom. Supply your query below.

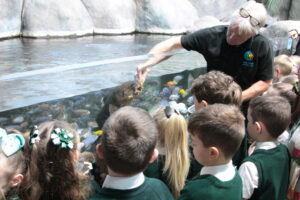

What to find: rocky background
left=2, top=0, right=300, bottom=39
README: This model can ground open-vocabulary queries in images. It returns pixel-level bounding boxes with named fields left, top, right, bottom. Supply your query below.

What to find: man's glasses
left=239, top=8, right=260, bottom=27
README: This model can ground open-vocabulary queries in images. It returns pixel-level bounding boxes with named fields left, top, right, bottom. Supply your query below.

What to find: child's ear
left=208, top=147, right=219, bottom=160
left=201, top=100, right=208, bottom=107
left=96, top=144, right=104, bottom=159
left=149, top=148, right=158, bottom=163
left=10, top=174, right=24, bottom=187
left=73, top=149, right=79, bottom=161
left=254, top=121, right=262, bottom=134
left=275, top=68, right=281, bottom=76
left=195, top=100, right=208, bottom=110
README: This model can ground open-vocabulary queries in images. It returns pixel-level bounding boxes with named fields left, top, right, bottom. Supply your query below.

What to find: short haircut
left=265, top=82, right=297, bottom=110
left=274, top=55, right=293, bottom=76
left=190, top=70, right=242, bottom=106
left=230, top=1, right=267, bottom=35
left=280, top=74, right=299, bottom=85
left=249, top=95, right=291, bottom=138
left=188, top=104, right=245, bottom=159
left=101, top=106, right=158, bottom=175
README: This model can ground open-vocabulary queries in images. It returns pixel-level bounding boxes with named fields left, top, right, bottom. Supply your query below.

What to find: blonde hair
left=20, top=121, right=90, bottom=200
left=274, top=55, right=293, bottom=78
left=153, top=107, right=190, bottom=198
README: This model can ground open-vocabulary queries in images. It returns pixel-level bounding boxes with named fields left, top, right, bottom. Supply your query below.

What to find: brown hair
left=265, top=82, right=297, bottom=110
left=188, top=104, right=245, bottom=158
left=0, top=132, right=27, bottom=198
left=249, top=95, right=291, bottom=138
left=20, top=121, right=90, bottom=200
left=190, top=70, right=242, bottom=106
left=101, top=106, right=158, bottom=175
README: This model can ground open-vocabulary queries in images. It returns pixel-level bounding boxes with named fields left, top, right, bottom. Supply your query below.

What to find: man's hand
left=135, top=64, right=152, bottom=86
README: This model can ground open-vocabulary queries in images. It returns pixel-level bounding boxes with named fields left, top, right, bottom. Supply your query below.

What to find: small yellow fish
left=93, top=130, right=103, bottom=135
left=179, top=89, right=186, bottom=95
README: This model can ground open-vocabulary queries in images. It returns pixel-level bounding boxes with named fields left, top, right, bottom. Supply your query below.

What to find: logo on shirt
left=243, top=50, right=254, bottom=67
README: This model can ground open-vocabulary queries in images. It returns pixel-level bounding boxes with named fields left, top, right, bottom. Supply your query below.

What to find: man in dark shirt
left=136, top=1, right=273, bottom=103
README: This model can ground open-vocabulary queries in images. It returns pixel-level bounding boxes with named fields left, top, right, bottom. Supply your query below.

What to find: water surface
left=0, top=34, right=206, bottom=112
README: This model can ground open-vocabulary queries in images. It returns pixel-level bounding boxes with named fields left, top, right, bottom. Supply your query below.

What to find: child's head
left=23, top=120, right=88, bottom=200
left=152, top=106, right=189, bottom=198
left=99, top=106, right=158, bottom=176
left=188, top=104, right=245, bottom=165
left=273, top=55, right=293, bottom=82
left=190, top=70, right=242, bottom=110
left=280, top=74, right=299, bottom=85
left=248, top=95, right=291, bottom=140
left=0, top=128, right=26, bottom=198
left=264, top=82, right=297, bottom=110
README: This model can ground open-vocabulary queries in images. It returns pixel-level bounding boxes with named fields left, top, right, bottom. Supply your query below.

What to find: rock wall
left=0, top=0, right=23, bottom=39
left=0, top=0, right=246, bottom=39
left=0, top=0, right=299, bottom=39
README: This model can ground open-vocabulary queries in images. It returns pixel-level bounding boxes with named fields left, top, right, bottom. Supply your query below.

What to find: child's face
left=191, top=134, right=211, bottom=166
left=0, top=154, right=12, bottom=194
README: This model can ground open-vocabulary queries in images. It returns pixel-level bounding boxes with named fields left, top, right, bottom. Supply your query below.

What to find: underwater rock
left=0, top=117, right=9, bottom=125
left=32, top=116, right=52, bottom=125
left=88, top=122, right=98, bottom=129
left=12, top=116, right=24, bottom=124
left=169, top=94, right=180, bottom=101
left=27, top=108, right=44, bottom=116
left=159, top=87, right=172, bottom=97
left=5, top=125, right=22, bottom=132
left=73, top=109, right=91, bottom=117
left=20, top=122, right=29, bottom=129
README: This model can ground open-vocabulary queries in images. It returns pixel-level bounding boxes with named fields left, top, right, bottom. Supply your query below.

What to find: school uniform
left=178, top=161, right=242, bottom=200
left=89, top=172, right=174, bottom=200
left=239, top=142, right=290, bottom=200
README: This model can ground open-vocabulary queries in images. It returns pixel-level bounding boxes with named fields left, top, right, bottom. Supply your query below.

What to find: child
left=144, top=105, right=190, bottom=198
left=190, top=70, right=246, bottom=167
left=90, top=106, right=174, bottom=200
left=20, top=121, right=91, bottom=200
left=273, top=55, right=293, bottom=83
left=239, top=95, right=291, bottom=200
left=0, top=128, right=27, bottom=200
left=190, top=70, right=242, bottom=110
left=179, top=104, right=245, bottom=200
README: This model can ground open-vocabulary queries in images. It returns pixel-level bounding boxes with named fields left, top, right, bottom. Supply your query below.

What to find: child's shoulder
left=179, top=173, right=242, bottom=200
left=248, top=144, right=289, bottom=158
left=89, top=177, right=173, bottom=200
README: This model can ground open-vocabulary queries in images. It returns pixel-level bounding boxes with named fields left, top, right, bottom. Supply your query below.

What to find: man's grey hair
left=230, top=0, right=267, bottom=35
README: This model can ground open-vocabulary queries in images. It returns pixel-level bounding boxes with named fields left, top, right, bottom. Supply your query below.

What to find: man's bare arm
left=136, top=36, right=183, bottom=84
left=242, top=79, right=272, bottom=102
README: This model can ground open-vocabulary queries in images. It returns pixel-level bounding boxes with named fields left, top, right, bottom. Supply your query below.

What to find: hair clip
left=0, top=128, right=25, bottom=157
left=51, top=128, right=74, bottom=149
left=29, top=125, right=40, bottom=147
left=164, top=106, right=175, bottom=118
